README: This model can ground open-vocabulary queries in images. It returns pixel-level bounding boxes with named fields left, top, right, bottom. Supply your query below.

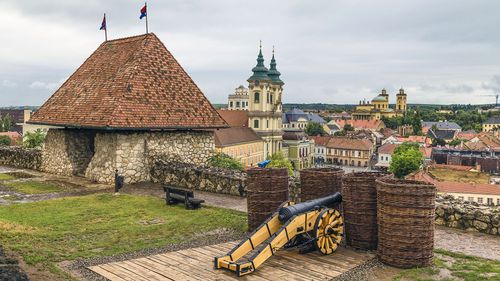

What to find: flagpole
left=104, top=13, right=108, bottom=41
left=145, top=2, right=149, bottom=34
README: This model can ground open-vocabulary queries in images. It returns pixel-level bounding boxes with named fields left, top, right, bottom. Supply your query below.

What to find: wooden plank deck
left=88, top=242, right=374, bottom=281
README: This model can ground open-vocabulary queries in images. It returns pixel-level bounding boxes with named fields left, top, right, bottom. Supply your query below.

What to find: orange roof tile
left=29, top=34, right=227, bottom=130
left=378, top=143, right=398, bottom=154
left=214, top=127, right=262, bottom=147
left=308, top=135, right=331, bottom=146
left=326, top=137, right=373, bottom=150
left=336, top=119, right=383, bottom=130
left=217, top=110, right=249, bottom=127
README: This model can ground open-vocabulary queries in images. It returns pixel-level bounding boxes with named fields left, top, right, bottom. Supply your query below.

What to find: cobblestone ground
left=434, top=225, right=500, bottom=260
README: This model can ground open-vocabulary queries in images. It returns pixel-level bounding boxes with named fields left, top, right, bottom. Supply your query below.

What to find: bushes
left=267, top=152, right=294, bottom=175
left=208, top=152, right=244, bottom=171
left=23, top=129, right=46, bottom=149
left=389, top=142, right=423, bottom=179
left=0, top=136, right=11, bottom=146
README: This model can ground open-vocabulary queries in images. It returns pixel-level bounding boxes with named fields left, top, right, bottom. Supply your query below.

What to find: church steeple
left=247, top=41, right=270, bottom=82
left=268, top=46, right=284, bottom=85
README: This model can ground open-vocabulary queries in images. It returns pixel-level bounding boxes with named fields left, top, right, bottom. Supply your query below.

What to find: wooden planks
left=88, top=242, right=374, bottom=281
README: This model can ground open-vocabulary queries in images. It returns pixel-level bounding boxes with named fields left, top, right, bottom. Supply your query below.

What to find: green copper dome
left=247, top=47, right=270, bottom=82
left=268, top=51, right=284, bottom=85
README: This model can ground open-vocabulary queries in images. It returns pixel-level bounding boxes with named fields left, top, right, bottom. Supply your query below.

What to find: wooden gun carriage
left=215, top=193, right=344, bottom=276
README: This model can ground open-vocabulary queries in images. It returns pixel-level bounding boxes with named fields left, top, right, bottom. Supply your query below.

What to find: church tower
left=396, top=88, right=408, bottom=114
left=247, top=44, right=284, bottom=157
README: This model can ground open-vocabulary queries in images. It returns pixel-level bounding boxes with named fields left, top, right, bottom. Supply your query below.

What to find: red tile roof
left=414, top=171, right=500, bottom=196
left=214, top=127, right=262, bottom=147
left=308, top=135, right=331, bottom=146
left=378, top=143, right=398, bottom=154
left=335, top=119, right=384, bottom=130
left=217, top=110, right=249, bottom=127
left=29, top=33, right=227, bottom=130
left=326, top=137, right=373, bottom=151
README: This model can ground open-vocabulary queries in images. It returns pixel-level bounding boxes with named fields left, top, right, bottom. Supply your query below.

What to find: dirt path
left=434, top=225, right=500, bottom=260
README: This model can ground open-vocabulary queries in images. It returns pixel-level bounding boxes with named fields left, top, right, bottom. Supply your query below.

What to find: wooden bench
left=163, top=186, right=205, bottom=210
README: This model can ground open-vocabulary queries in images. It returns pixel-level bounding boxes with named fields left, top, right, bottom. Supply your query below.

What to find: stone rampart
left=0, top=146, right=42, bottom=170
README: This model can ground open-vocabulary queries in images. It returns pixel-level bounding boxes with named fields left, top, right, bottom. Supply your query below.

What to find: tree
left=305, top=122, right=325, bottom=136
left=448, top=138, right=465, bottom=147
left=343, top=124, right=354, bottom=131
left=0, top=136, right=11, bottom=146
left=1, top=114, right=13, bottom=132
left=23, top=129, right=46, bottom=149
left=267, top=151, right=294, bottom=175
left=431, top=138, right=446, bottom=147
left=389, top=142, right=423, bottom=179
left=208, top=152, right=244, bottom=171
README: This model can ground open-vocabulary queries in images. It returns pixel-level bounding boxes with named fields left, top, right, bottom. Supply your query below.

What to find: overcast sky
left=1, top=0, right=500, bottom=106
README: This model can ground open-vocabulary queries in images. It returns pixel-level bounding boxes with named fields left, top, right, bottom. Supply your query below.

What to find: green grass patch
left=0, top=173, right=15, bottom=181
left=0, top=194, right=247, bottom=278
left=429, top=167, right=490, bottom=184
left=3, top=181, right=63, bottom=194
left=393, top=248, right=500, bottom=281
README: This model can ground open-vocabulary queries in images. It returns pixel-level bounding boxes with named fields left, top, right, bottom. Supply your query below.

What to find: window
left=229, top=101, right=233, bottom=107
left=497, top=198, right=500, bottom=205
left=266, top=119, right=269, bottom=128
left=254, top=119, right=259, bottom=128
left=468, top=197, right=474, bottom=202
left=254, top=92, right=260, bottom=103
left=270, top=94, right=273, bottom=103
left=487, top=198, right=493, bottom=205
left=477, top=197, right=483, bottom=204
left=236, top=101, right=240, bottom=108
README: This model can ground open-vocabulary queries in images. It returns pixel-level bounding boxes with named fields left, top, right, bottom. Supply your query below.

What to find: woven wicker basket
left=342, top=172, right=389, bottom=250
left=376, top=177, right=436, bottom=268
left=300, top=168, right=344, bottom=202
left=246, top=168, right=289, bottom=230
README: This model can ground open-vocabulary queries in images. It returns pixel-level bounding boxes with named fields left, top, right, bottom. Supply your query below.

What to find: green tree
left=432, top=138, right=446, bottom=147
left=23, top=129, right=46, bottom=149
left=344, top=124, right=354, bottom=131
left=448, top=138, right=465, bottom=147
left=267, top=151, right=294, bottom=175
left=389, top=142, right=423, bottom=179
left=207, top=152, right=244, bottom=171
left=1, top=114, right=13, bottom=132
left=0, top=135, right=11, bottom=146
left=305, top=122, right=325, bottom=136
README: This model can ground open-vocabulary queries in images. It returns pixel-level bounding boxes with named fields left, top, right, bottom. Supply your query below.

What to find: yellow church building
left=352, top=88, right=408, bottom=121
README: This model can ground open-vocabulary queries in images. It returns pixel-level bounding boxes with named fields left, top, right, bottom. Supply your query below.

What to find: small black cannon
left=215, top=192, right=344, bottom=276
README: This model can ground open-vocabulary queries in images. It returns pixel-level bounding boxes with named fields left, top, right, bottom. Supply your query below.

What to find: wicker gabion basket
left=376, top=177, right=436, bottom=268
left=300, top=168, right=344, bottom=202
left=342, top=172, right=389, bottom=250
left=246, top=168, right=289, bottom=231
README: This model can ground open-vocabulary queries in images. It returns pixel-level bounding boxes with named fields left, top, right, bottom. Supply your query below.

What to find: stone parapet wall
left=150, top=159, right=246, bottom=195
left=435, top=195, right=499, bottom=236
left=0, top=146, right=42, bottom=170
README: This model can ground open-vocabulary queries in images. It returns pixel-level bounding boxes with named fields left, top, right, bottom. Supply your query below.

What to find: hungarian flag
left=100, top=14, right=106, bottom=30
left=140, top=4, right=147, bottom=19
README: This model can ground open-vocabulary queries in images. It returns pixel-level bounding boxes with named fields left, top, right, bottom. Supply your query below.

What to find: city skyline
left=1, top=0, right=500, bottom=106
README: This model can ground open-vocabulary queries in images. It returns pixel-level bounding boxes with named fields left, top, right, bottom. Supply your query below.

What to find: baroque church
left=226, top=45, right=284, bottom=157
left=351, top=88, right=408, bottom=121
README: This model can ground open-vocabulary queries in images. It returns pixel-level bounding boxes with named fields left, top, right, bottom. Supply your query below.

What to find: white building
left=227, top=85, right=250, bottom=111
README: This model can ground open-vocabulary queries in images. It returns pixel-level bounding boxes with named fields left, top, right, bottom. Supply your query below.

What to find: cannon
left=214, top=192, right=344, bottom=277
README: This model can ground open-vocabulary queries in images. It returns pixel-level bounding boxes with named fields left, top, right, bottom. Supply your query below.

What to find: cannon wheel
left=313, top=208, right=344, bottom=255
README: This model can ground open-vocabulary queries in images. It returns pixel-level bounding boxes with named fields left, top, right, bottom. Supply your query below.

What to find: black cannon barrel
left=278, top=192, right=342, bottom=222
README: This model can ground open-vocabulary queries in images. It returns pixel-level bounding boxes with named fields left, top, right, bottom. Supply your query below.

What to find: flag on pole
left=140, top=4, right=147, bottom=19
left=100, top=14, right=106, bottom=30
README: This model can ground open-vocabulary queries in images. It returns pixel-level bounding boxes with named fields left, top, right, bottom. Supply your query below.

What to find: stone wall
left=41, top=129, right=95, bottom=176
left=150, top=159, right=246, bottom=195
left=435, top=195, right=499, bottom=235
left=86, top=130, right=215, bottom=183
left=0, top=146, right=42, bottom=170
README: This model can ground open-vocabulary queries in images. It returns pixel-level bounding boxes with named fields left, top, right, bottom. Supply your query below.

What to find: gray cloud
left=1, top=0, right=500, bottom=106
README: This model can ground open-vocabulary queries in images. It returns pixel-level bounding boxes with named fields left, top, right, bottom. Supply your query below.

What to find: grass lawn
left=3, top=180, right=64, bottom=194
left=0, top=173, right=15, bottom=181
left=0, top=193, right=247, bottom=279
left=393, top=249, right=500, bottom=281
left=429, top=167, right=490, bottom=184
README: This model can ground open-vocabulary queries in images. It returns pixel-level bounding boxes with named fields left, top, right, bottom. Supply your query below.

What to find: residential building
left=383, top=135, right=431, bottom=147
left=421, top=121, right=462, bottom=134
left=282, top=108, right=326, bottom=130
left=227, top=85, right=249, bottom=110
left=323, top=123, right=341, bottom=136
left=308, top=135, right=331, bottom=165
left=215, top=127, right=264, bottom=167
left=282, top=129, right=314, bottom=170
left=0, top=109, right=32, bottom=133
left=352, top=88, right=407, bottom=121
left=427, top=128, right=458, bottom=143
left=326, top=137, right=373, bottom=167
left=376, top=143, right=432, bottom=169
left=483, top=116, right=500, bottom=132
left=247, top=46, right=284, bottom=157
